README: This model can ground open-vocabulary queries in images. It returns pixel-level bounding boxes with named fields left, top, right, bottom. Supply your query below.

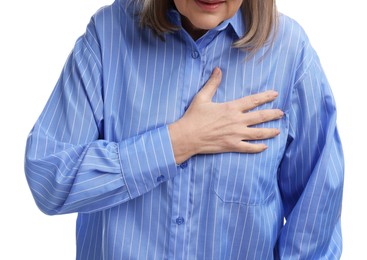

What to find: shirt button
left=179, top=161, right=188, bottom=169
left=176, top=217, right=185, bottom=225
left=156, top=175, right=165, bottom=182
left=191, top=51, right=199, bottom=59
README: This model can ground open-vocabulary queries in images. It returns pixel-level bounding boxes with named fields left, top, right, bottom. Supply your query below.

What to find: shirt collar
left=226, top=9, right=246, bottom=39
left=167, top=8, right=245, bottom=39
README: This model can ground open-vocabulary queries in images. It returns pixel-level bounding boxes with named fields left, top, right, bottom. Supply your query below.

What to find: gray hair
left=135, top=0, right=278, bottom=55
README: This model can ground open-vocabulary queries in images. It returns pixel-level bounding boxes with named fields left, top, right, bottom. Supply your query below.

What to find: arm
left=277, top=47, right=344, bottom=258
left=24, top=34, right=178, bottom=215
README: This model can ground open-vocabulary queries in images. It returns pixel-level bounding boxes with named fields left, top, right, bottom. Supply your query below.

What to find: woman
left=25, top=0, right=344, bottom=259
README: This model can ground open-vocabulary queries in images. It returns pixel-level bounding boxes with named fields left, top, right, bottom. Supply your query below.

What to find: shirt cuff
left=118, top=126, right=178, bottom=200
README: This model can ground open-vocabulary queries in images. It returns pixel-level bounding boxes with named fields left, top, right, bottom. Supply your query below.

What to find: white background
left=0, top=0, right=365, bottom=259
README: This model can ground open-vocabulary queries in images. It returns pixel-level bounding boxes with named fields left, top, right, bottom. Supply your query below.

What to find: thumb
left=198, top=67, right=222, bottom=101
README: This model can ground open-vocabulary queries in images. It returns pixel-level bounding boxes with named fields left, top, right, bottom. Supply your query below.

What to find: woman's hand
left=169, top=67, right=284, bottom=164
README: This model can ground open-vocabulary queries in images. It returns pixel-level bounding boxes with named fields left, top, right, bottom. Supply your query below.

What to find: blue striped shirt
left=24, top=1, right=344, bottom=259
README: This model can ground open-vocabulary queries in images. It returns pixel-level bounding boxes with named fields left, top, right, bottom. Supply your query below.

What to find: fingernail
left=213, top=67, right=221, bottom=76
left=279, top=110, right=284, bottom=117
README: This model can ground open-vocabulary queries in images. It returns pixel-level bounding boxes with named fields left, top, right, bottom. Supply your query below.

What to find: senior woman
left=25, top=0, right=344, bottom=259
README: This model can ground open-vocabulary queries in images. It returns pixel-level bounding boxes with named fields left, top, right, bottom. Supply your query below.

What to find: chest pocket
left=211, top=147, right=280, bottom=206
left=210, top=110, right=289, bottom=206
left=211, top=126, right=287, bottom=206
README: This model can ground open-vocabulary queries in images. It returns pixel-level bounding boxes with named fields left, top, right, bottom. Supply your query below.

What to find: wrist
left=168, top=120, right=197, bottom=164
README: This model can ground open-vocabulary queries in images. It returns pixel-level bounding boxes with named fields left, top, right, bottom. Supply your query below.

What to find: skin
left=173, top=0, right=243, bottom=39
left=169, top=1, right=283, bottom=164
left=169, top=68, right=283, bottom=164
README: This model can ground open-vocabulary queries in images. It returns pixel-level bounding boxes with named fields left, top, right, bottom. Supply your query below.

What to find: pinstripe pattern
left=24, top=1, right=344, bottom=259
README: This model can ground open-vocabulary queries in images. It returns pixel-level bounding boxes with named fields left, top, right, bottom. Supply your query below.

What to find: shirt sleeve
left=24, top=21, right=178, bottom=215
left=276, top=42, right=344, bottom=259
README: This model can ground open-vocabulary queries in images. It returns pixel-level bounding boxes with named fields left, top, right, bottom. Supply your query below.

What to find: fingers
left=234, top=128, right=280, bottom=153
left=197, top=67, right=222, bottom=101
left=234, top=90, right=279, bottom=112
left=241, top=109, right=284, bottom=126
left=239, top=127, right=280, bottom=141
left=235, top=142, right=268, bottom=153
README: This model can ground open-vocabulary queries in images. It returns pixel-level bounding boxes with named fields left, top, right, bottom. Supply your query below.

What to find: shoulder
left=274, top=13, right=319, bottom=80
left=274, top=13, right=312, bottom=54
left=82, top=0, right=141, bottom=54
left=91, top=0, right=139, bottom=28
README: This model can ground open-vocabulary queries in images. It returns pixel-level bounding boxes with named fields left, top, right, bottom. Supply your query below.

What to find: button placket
left=167, top=41, right=201, bottom=260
